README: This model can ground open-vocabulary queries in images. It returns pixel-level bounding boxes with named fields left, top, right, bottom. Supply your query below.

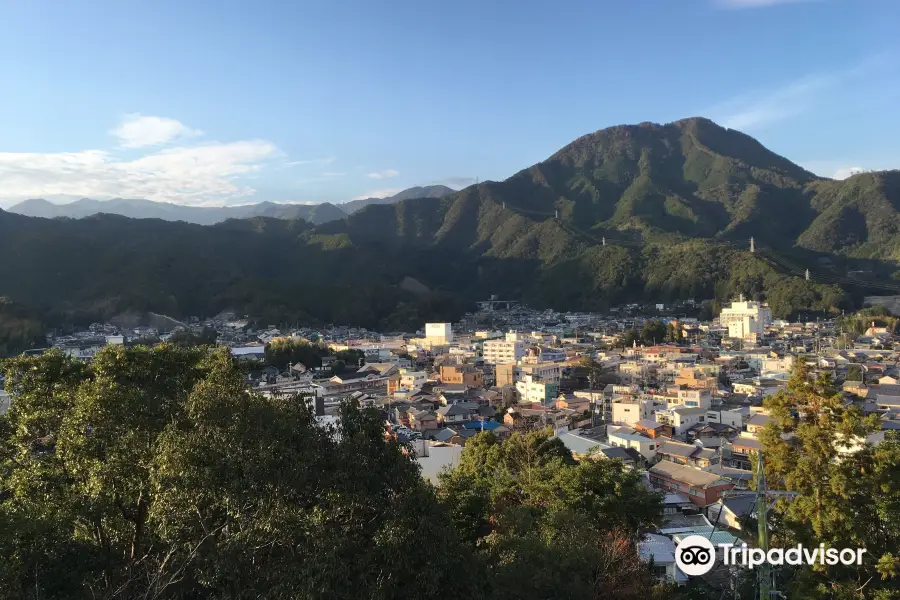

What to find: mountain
left=339, top=185, right=456, bottom=214
left=7, top=185, right=456, bottom=225
left=1, top=117, right=899, bottom=352
left=7, top=197, right=348, bottom=226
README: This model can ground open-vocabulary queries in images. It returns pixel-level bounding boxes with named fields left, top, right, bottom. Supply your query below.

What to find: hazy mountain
left=1, top=117, right=898, bottom=349
left=7, top=185, right=456, bottom=225
left=7, top=197, right=348, bottom=226
left=339, top=185, right=456, bottom=214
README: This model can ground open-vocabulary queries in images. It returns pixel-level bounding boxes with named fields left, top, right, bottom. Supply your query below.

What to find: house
left=598, top=446, right=637, bottom=467
left=408, top=409, right=439, bottom=431
left=702, top=463, right=753, bottom=490
left=655, top=406, right=707, bottom=436
left=648, top=461, right=734, bottom=506
left=634, top=419, right=671, bottom=439
left=607, top=430, right=658, bottom=461
left=661, top=492, right=695, bottom=515
left=726, top=436, right=762, bottom=470
left=655, top=440, right=718, bottom=468
left=611, top=399, right=654, bottom=426
left=439, top=364, right=485, bottom=387
left=707, top=494, right=757, bottom=531
left=745, top=413, right=772, bottom=434
left=435, top=403, right=479, bottom=426
left=639, top=534, right=688, bottom=585
left=875, top=385, right=900, bottom=410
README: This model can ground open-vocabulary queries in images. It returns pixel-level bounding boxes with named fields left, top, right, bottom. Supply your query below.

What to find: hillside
left=2, top=117, right=899, bottom=351
left=339, top=185, right=455, bottom=214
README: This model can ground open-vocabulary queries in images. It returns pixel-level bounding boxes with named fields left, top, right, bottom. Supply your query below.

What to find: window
left=653, top=565, right=668, bottom=578
left=689, top=488, right=700, bottom=497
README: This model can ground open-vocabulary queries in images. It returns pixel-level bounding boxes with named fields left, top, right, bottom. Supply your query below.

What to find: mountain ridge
left=0, top=117, right=898, bottom=352
left=5, top=184, right=457, bottom=226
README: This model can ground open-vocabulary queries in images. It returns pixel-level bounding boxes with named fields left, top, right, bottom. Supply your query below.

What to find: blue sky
left=1, top=0, right=898, bottom=207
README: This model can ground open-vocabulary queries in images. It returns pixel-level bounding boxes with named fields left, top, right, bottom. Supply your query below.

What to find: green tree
left=758, top=359, right=899, bottom=599
left=438, top=429, right=664, bottom=600
left=640, top=320, right=667, bottom=345
left=0, top=346, right=478, bottom=600
left=846, top=363, right=864, bottom=383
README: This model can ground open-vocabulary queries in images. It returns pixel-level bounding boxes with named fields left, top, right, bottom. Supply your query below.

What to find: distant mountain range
left=7, top=185, right=457, bottom=226
left=1, top=117, right=898, bottom=351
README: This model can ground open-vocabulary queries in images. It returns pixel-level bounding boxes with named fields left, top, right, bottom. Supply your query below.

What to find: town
left=6, top=296, right=898, bottom=589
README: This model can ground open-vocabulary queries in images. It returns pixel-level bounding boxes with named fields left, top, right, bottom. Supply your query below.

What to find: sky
left=1, top=0, right=899, bottom=207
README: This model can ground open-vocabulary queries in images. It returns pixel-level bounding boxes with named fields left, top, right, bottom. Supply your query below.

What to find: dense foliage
left=437, top=430, right=666, bottom=600
left=758, top=360, right=900, bottom=599
left=0, top=346, right=477, bottom=600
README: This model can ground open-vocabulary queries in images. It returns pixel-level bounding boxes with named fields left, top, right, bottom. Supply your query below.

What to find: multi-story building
left=674, top=366, right=721, bottom=390
left=425, top=322, right=453, bottom=346
left=482, top=340, right=526, bottom=364
left=718, top=298, right=773, bottom=342
left=655, top=406, right=707, bottom=436
left=516, top=380, right=559, bottom=405
left=439, top=364, right=485, bottom=388
left=611, top=399, right=655, bottom=426
left=608, top=430, right=659, bottom=461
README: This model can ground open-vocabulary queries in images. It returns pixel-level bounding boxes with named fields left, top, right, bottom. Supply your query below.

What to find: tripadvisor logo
left=674, top=536, right=866, bottom=577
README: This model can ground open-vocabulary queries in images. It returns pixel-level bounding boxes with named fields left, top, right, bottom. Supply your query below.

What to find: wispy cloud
left=0, top=115, right=291, bottom=206
left=352, top=188, right=402, bottom=200
left=436, top=176, right=476, bottom=189
left=367, top=169, right=399, bottom=180
left=296, top=171, right=346, bottom=185
left=110, top=114, right=202, bottom=148
left=708, top=55, right=891, bottom=131
left=714, top=0, right=820, bottom=8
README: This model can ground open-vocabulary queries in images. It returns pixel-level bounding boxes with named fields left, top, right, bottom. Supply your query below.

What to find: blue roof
left=462, top=420, right=501, bottom=431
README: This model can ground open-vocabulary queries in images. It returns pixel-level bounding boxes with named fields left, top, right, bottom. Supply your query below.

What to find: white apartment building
left=612, top=399, right=655, bottom=426
left=483, top=339, right=526, bottom=364
left=719, top=298, right=773, bottom=342
left=399, top=370, right=427, bottom=390
left=518, top=362, right=562, bottom=384
left=705, top=407, right=747, bottom=429
left=655, top=406, right=707, bottom=436
left=670, top=388, right=712, bottom=410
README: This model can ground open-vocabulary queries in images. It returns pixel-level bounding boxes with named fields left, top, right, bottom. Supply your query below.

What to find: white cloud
left=110, top=114, right=202, bottom=148
left=0, top=139, right=281, bottom=206
left=708, top=56, right=891, bottom=132
left=832, top=166, right=866, bottom=180
left=367, top=169, right=399, bottom=180
left=715, top=0, right=819, bottom=8
left=352, top=188, right=402, bottom=200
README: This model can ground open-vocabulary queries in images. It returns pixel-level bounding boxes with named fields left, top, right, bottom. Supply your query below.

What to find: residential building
left=707, top=494, right=757, bottom=531
left=494, top=363, right=517, bottom=387
left=674, top=366, right=720, bottom=390
left=518, top=362, right=562, bottom=384
left=634, top=419, right=671, bottom=439
left=648, top=461, right=735, bottom=506
left=705, top=407, right=746, bottom=429
left=608, top=430, right=658, bottom=461
left=399, top=369, right=427, bottom=390
left=656, top=440, right=719, bottom=468
left=516, top=380, right=558, bottom=405
left=482, top=339, right=525, bottom=364
left=670, top=388, right=712, bottom=410
left=439, top=364, right=485, bottom=387
left=655, top=406, right=707, bottom=436
left=611, top=399, right=654, bottom=426
left=639, top=534, right=688, bottom=585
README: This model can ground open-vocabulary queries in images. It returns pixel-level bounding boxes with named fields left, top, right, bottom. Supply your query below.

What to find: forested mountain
left=1, top=117, right=899, bottom=352
left=339, top=184, right=456, bottom=214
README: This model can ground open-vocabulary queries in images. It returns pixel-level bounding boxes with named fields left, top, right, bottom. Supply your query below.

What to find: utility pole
left=755, top=450, right=798, bottom=600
